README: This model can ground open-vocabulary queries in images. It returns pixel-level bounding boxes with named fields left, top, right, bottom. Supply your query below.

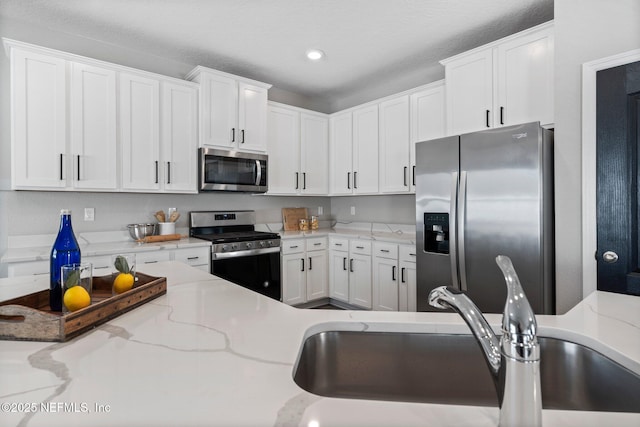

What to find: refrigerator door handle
left=458, top=170, right=469, bottom=291
left=450, top=171, right=460, bottom=290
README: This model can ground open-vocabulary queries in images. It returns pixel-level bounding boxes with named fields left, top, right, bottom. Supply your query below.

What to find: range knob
left=231, top=243, right=238, bottom=251
left=246, top=242, right=254, bottom=249
left=221, top=244, right=229, bottom=252
left=259, top=241, right=266, bottom=248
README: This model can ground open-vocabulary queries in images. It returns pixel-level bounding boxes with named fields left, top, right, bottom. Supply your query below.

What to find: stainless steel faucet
left=428, top=255, right=542, bottom=427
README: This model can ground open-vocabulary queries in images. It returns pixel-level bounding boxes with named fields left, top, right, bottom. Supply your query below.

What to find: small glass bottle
left=310, top=215, right=319, bottom=230
left=50, top=209, right=81, bottom=311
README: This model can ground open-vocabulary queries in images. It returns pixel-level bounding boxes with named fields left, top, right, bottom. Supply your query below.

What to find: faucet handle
left=495, top=255, right=538, bottom=352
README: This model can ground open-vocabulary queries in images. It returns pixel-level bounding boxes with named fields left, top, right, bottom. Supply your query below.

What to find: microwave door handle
left=255, top=160, right=262, bottom=186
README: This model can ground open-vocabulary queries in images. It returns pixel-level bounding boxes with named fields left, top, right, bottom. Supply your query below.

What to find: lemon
left=113, top=272, right=134, bottom=294
left=63, top=286, right=91, bottom=312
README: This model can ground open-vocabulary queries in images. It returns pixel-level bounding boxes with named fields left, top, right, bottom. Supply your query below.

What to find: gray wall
left=553, top=0, right=640, bottom=313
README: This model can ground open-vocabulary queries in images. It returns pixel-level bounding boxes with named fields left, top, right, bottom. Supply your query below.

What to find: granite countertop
left=277, top=222, right=416, bottom=245
left=1, top=261, right=638, bottom=427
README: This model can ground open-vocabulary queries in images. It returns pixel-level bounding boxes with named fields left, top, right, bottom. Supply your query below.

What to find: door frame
left=581, top=48, right=640, bottom=298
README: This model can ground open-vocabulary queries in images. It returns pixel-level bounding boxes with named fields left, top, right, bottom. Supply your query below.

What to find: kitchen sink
left=293, top=331, right=640, bottom=412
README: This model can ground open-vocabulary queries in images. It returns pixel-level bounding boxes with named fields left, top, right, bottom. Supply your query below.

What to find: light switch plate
left=350, top=206, right=356, bottom=215
left=318, top=206, right=323, bottom=215
left=84, top=207, right=95, bottom=221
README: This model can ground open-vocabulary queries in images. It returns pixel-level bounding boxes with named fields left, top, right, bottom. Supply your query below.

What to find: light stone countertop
left=0, top=261, right=638, bottom=427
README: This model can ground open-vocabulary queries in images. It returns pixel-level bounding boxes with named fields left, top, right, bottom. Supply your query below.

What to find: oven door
left=211, top=249, right=281, bottom=301
left=200, top=148, right=268, bottom=193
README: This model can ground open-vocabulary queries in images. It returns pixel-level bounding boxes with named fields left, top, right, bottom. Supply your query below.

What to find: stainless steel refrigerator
left=415, top=122, right=554, bottom=314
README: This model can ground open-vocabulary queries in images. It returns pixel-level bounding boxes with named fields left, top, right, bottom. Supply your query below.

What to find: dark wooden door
left=596, top=61, right=640, bottom=296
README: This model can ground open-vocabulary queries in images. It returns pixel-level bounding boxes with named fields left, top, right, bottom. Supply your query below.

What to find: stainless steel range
left=189, top=211, right=281, bottom=301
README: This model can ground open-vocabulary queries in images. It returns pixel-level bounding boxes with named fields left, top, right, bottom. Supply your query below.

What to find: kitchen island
left=1, top=262, right=639, bottom=427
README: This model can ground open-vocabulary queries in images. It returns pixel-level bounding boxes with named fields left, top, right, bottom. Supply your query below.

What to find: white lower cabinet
left=398, top=245, right=417, bottom=312
left=372, top=242, right=399, bottom=311
left=329, top=237, right=372, bottom=309
left=172, top=247, right=210, bottom=272
left=282, top=238, right=328, bottom=305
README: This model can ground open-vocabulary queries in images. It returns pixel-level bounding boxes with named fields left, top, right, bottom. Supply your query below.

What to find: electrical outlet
left=350, top=206, right=356, bottom=215
left=84, top=207, right=95, bottom=221
left=318, top=206, right=323, bottom=216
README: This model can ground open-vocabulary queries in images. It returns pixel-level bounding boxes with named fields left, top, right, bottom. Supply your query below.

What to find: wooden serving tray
left=0, top=273, right=166, bottom=342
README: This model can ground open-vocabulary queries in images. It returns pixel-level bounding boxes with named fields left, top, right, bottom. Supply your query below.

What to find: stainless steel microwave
left=199, top=148, right=268, bottom=193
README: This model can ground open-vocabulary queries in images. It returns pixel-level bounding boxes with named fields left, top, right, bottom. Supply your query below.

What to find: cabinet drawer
left=350, top=240, right=372, bottom=255
left=329, top=237, right=349, bottom=252
left=282, top=239, right=305, bottom=255
left=7, top=261, right=49, bottom=277
left=373, top=242, right=398, bottom=259
left=84, top=255, right=115, bottom=276
left=173, top=247, right=210, bottom=267
left=306, top=237, right=327, bottom=252
left=399, top=244, right=417, bottom=262
left=136, top=251, right=171, bottom=266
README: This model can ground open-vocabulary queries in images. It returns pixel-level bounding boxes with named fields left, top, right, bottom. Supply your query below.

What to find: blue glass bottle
left=50, top=209, right=81, bottom=311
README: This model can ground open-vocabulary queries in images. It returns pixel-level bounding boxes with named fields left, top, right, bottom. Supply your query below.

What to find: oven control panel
left=212, top=239, right=281, bottom=255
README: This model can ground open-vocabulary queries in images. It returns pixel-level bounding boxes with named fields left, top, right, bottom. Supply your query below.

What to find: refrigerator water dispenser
left=424, top=213, right=449, bottom=254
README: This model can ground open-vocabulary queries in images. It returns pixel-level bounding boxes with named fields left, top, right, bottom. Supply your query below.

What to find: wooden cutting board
left=282, top=208, right=308, bottom=231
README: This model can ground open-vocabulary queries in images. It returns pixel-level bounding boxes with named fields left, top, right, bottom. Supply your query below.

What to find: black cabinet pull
left=347, top=172, right=351, bottom=189
left=404, top=166, right=407, bottom=186
left=241, top=129, right=245, bottom=144
left=303, top=172, right=306, bottom=190
left=295, top=172, right=299, bottom=189
left=343, top=257, right=347, bottom=271
left=308, top=257, right=313, bottom=270
left=412, top=165, right=415, bottom=186
left=486, top=110, right=490, bottom=128
left=354, top=171, right=358, bottom=189
left=231, top=128, right=236, bottom=142
left=76, top=155, right=81, bottom=181
left=59, top=153, right=64, bottom=180
left=392, top=265, right=396, bottom=281
left=167, top=161, right=171, bottom=184
left=500, top=107, right=504, bottom=125
left=155, top=161, right=159, bottom=184
left=401, top=267, right=406, bottom=283
left=301, top=258, right=305, bottom=271
left=349, top=258, right=354, bottom=273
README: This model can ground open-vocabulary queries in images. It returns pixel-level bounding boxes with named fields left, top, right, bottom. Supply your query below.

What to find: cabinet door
left=307, top=250, right=328, bottom=301
left=267, top=105, right=300, bottom=194
left=238, top=82, right=268, bottom=152
left=349, top=253, right=372, bottom=309
left=329, top=112, right=353, bottom=195
left=352, top=104, right=379, bottom=194
left=199, top=72, right=237, bottom=148
left=120, top=73, right=160, bottom=191
left=161, top=82, right=198, bottom=193
left=379, top=95, right=410, bottom=193
left=11, top=49, right=67, bottom=189
left=410, top=83, right=445, bottom=192
left=300, top=113, right=329, bottom=195
left=445, top=48, right=493, bottom=135
left=399, top=261, right=417, bottom=312
left=70, top=62, right=117, bottom=190
left=373, top=257, right=399, bottom=311
left=329, top=250, right=349, bottom=302
left=497, top=26, right=554, bottom=127
left=282, top=254, right=306, bottom=305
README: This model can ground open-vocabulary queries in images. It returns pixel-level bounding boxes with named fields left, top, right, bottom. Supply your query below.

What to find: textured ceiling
left=0, top=0, right=554, bottom=112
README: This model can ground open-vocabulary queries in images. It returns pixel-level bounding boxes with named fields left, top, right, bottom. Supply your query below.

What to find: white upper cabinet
left=442, top=21, right=554, bottom=135
left=267, top=103, right=328, bottom=195
left=120, top=72, right=161, bottom=191
left=10, top=48, right=67, bottom=189
left=329, top=112, right=353, bottom=195
left=378, top=95, right=410, bottom=193
left=409, top=81, right=446, bottom=192
left=70, top=62, right=117, bottom=190
left=187, top=67, right=271, bottom=152
left=330, top=105, right=379, bottom=195
left=300, top=112, right=329, bottom=195
left=161, top=81, right=198, bottom=193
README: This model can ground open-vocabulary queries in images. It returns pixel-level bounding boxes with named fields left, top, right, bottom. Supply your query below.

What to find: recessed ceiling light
left=306, top=49, right=325, bottom=61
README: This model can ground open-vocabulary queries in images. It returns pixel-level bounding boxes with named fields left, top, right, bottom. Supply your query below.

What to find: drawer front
left=84, top=255, right=115, bottom=276
left=306, top=237, right=327, bottom=252
left=350, top=239, right=372, bottom=255
left=399, top=244, right=417, bottom=262
left=136, top=251, right=172, bottom=266
left=329, top=237, right=349, bottom=252
left=373, top=242, right=398, bottom=259
left=282, top=239, right=305, bottom=255
left=7, top=260, right=49, bottom=277
left=173, top=247, right=210, bottom=267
